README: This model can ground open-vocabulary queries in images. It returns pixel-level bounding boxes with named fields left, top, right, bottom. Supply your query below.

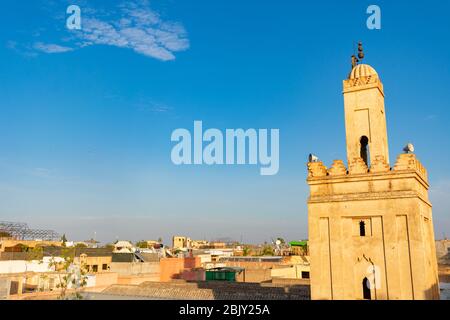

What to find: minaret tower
left=343, top=42, right=389, bottom=167
left=306, top=43, right=440, bottom=300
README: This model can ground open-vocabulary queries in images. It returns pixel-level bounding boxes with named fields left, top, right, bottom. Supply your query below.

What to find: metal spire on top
left=351, top=41, right=365, bottom=69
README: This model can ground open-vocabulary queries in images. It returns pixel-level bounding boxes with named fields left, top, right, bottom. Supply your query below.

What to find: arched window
left=362, top=277, right=371, bottom=300
left=360, top=136, right=369, bottom=166
left=359, top=221, right=366, bottom=237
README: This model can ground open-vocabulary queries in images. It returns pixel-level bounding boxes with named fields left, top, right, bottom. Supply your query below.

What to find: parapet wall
left=307, top=153, right=430, bottom=205
left=307, top=153, right=428, bottom=183
left=109, top=262, right=160, bottom=276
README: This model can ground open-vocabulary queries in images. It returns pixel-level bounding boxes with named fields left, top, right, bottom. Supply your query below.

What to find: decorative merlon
left=370, top=155, right=390, bottom=173
left=393, top=153, right=428, bottom=181
left=327, top=160, right=347, bottom=176
left=348, top=157, right=369, bottom=174
left=307, top=154, right=428, bottom=181
left=307, top=161, right=328, bottom=178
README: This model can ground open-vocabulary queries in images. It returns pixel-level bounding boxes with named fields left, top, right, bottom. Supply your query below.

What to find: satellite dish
left=308, top=154, right=319, bottom=163
left=403, top=143, right=415, bottom=154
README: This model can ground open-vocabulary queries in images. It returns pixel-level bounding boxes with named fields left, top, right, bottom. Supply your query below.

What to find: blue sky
left=0, top=0, right=449, bottom=244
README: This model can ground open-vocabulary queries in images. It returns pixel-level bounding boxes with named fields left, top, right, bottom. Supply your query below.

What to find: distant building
left=83, top=238, right=100, bottom=248
left=113, top=241, right=134, bottom=253
left=172, top=236, right=189, bottom=249
left=0, top=239, right=62, bottom=253
left=145, top=240, right=163, bottom=249
left=42, top=246, right=113, bottom=273
left=436, top=239, right=450, bottom=264
left=289, top=241, right=308, bottom=256
left=210, top=242, right=226, bottom=249
left=190, top=240, right=210, bottom=249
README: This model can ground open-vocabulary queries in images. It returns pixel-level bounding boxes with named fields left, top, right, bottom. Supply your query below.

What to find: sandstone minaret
left=306, top=46, right=440, bottom=300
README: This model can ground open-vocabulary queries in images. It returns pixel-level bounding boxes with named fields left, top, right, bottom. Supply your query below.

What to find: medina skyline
left=0, top=0, right=450, bottom=244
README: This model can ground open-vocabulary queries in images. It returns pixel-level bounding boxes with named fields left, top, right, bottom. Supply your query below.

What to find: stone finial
left=348, top=157, right=369, bottom=174
left=393, top=153, right=428, bottom=181
left=357, top=41, right=365, bottom=61
left=327, top=160, right=347, bottom=176
left=370, top=155, right=390, bottom=173
left=307, top=161, right=328, bottom=178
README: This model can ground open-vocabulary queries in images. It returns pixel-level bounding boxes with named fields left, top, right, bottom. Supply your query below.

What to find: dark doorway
left=10, top=281, right=19, bottom=295
left=359, top=221, right=366, bottom=237
left=363, top=277, right=371, bottom=300
left=360, top=136, right=369, bottom=166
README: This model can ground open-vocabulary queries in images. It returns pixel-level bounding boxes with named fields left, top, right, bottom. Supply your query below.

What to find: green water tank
left=205, top=270, right=237, bottom=282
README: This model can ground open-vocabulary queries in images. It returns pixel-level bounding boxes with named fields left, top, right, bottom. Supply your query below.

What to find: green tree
left=135, top=240, right=148, bottom=248
left=261, top=245, right=274, bottom=256
left=104, top=243, right=115, bottom=250
left=27, top=246, right=43, bottom=261
left=17, top=243, right=30, bottom=252
left=61, top=234, right=67, bottom=247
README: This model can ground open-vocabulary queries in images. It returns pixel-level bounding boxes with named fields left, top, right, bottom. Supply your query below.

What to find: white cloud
left=33, top=42, right=73, bottom=53
left=31, top=1, right=189, bottom=61
left=135, top=100, right=173, bottom=114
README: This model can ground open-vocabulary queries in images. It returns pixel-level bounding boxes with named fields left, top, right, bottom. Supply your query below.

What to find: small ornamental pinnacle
left=351, top=41, right=365, bottom=69
left=357, top=41, right=364, bottom=61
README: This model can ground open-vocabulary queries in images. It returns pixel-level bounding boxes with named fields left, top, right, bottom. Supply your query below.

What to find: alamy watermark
left=171, top=121, right=279, bottom=176
left=367, top=5, right=381, bottom=30
left=66, top=5, right=82, bottom=30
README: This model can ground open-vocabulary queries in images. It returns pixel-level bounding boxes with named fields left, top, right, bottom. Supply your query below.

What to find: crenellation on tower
left=327, top=160, right=347, bottom=176
left=369, top=155, right=390, bottom=173
left=307, top=153, right=428, bottom=182
left=348, top=157, right=370, bottom=175
left=307, top=161, right=328, bottom=178
left=393, top=153, right=428, bottom=183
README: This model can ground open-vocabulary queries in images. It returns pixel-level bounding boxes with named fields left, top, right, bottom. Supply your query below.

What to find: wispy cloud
left=150, top=105, right=173, bottom=113
left=34, top=42, right=73, bottom=54
left=27, top=1, right=189, bottom=61
left=136, top=100, right=173, bottom=114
